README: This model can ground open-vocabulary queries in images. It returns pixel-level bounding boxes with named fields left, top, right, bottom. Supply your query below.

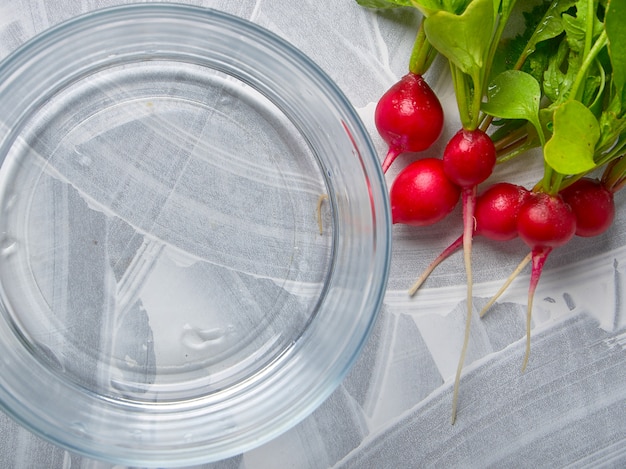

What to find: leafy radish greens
left=359, top=0, right=626, bottom=192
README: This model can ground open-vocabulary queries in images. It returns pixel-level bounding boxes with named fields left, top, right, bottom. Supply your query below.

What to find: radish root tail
left=521, top=292, right=534, bottom=372
left=521, top=247, right=550, bottom=372
left=451, top=298, right=473, bottom=425
left=451, top=187, right=477, bottom=425
left=408, top=234, right=463, bottom=296
left=479, top=252, right=532, bottom=318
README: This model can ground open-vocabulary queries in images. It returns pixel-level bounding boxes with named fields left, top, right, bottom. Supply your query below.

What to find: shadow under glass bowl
left=0, top=3, right=390, bottom=466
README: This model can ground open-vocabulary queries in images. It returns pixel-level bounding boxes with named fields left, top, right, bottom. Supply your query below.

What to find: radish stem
left=409, top=18, right=437, bottom=76
left=408, top=234, right=463, bottom=296
left=479, top=252, right=532, bottom=318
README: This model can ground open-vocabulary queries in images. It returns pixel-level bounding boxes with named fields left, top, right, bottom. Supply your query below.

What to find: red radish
left=442, top=128, right=496, bottom=424
left=475, top=182, right=531, bottom=241
left=443, top=129, right=497, bottom=188
left=390, top=158, right=461, bottom=226
left=560, top=178, right=615, bottom=237
left=479, top=190, right=579, bottom=317
left=516, top=192, right=576, bottom=370
left=517, top=193, right=577, bottom=249
left=375, top=72, right=444, bottom=173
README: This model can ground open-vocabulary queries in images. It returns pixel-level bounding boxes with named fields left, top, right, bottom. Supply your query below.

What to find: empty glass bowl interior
left=0, top=3, right=390, bottom=466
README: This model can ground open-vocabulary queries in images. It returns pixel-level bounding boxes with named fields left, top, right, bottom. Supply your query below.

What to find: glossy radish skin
left=375, top=73, right=444, bottom=173
left=560, top=178, right=615, bottom=237
left=475, top=183, right=531, bottom=241
left=443, top=129, right=496, bottom=188
left=390, top=158, right=461, bottom=226
left=517, top=192, right=577, bottom=249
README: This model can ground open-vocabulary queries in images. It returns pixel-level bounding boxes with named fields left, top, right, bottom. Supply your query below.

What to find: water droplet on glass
left=124, top=354, right=138, bottom=368
left=130, top=429, right=142, bottom=440
left=4, top=193, right=17, bottom=212
left=183, top=432, right=193, bottom=443
left=70, top=422, right=87, bottom=435
left=181, top=324, right=232, bottom=350
left=0, top=237, right=18, bottom=257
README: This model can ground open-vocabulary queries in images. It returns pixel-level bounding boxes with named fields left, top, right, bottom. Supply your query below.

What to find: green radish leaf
left=606, top=0, right=626, bottom=106
left=543, top=40, right=578, bottom=103
left=544, top=100, right=600, bottom=174
left=423, top=0, right=494, bottom=76
left=355, top=0, right=414, bottom=8
left=482, top=70, right=544, bottom=142
left=562, top=12, right=586, bottom=52
left=562, top=0, right=603, bottom=53
left=495, top=2, right=566, bottom=83
left=520, top=0, right=576, bottom=60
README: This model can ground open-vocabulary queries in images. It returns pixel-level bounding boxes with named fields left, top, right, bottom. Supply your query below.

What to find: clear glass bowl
left=0, top=4, right=390, bottom=466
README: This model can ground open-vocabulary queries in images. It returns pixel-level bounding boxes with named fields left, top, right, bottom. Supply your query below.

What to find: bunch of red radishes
left=381, top=72, right=617, bottom=309
left=360, top=0, right=626, bottom=423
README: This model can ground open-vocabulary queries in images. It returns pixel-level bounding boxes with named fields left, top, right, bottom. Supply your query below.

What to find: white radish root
left=450, top=187, right=477, bottom=425
left=408, top=234, right=463, bottom=296
left=479, top=252, right=532, bottom=318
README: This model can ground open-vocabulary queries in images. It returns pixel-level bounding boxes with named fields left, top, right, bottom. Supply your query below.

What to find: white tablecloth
left=0, top=1, right=624, bottom=468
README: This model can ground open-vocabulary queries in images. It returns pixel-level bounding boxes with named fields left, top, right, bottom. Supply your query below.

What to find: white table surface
left=0, top=1, right=624, bottom=468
